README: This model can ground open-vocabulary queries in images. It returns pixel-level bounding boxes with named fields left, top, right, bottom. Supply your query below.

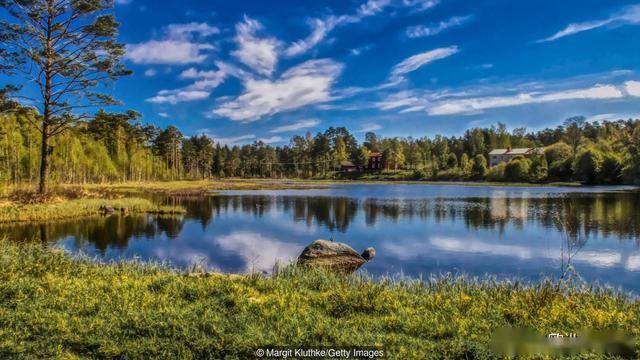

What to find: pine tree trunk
left=38, top=126, right=49, bottom=194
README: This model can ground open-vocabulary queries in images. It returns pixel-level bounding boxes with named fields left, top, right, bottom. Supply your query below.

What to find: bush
left=435, top=168, right=464, bottom=181
left=411, top=168, right=429, bottom=180
left=598, top=153, right=623, bottom=184
left=504, top=156, right=531, bottom=182
left=573, top=148, right=603, bottom=184
left=528, top=155, right=548, bottom=183
left=548, top=159, right=573, bottom=181
left=544, top=142, right=572, bottom=164
left=471, top=155, right=487, bottom=180
left=486, top=162, right=506, bottom=182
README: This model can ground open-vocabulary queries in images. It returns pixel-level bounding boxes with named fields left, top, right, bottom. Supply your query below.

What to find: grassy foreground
left=0, top=242, right=637, bottom=359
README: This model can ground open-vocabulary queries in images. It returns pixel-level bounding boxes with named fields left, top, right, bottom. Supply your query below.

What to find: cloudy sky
left=33, top=0, right=640, bottom=144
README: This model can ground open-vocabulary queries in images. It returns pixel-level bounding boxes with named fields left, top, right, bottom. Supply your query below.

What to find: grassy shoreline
left=0, top=179, right=620, bottom=223
left=0, top=241, right=637, bottom=358
left=3, top=178, right=587, bottom=198
left=0, top=198, right=184, bottom=223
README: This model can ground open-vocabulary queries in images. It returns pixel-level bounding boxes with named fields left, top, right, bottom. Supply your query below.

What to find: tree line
left=1, top=1, right=640, bottom=189
left=1, top=105, right=640, bottom=185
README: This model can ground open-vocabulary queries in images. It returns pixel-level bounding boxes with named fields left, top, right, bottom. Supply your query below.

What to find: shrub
left=471, top=155, right=487, bottom=180
left=411, top=169, right=429, bottom=180
left=544, top=142, right=572, bottom=164
left=504, top=156, right=531, bottom=182
left=446, top=153, right=458, bottom=169
left=598, top=153, right=623, bottom=184
left=573, top=148, right=603, bottom=184
left=528, top=155, right=548, bottom=183
left=435, top=168, right=464, bottom=181
left=486, top=162, right=506, bottom=182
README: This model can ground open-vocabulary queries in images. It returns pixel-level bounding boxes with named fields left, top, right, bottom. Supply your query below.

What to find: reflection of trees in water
left=4, top=191, right=640, bottom=251
left=3, top=214, right=185, bottom=253
left=552, top=197, right=588, bottom=281
left=219, top=192, right=640, bottom=241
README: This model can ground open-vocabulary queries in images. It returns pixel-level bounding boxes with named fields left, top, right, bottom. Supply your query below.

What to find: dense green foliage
left=0, top=241, right=637, bottom=359
left=0, top=0, right=131, bottom=192
left=2, top=107, right=640, bottom=185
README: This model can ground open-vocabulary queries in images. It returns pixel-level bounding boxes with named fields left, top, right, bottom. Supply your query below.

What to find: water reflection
left=2, top=186, right=640, bottom=291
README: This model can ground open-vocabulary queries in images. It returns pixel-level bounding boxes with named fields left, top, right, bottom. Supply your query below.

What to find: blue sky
left=11, top=0, right=640, bottom=145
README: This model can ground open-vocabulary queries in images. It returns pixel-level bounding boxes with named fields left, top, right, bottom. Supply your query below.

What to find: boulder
left=99, top=205, right=115, bottom=214
left=297, top=240, right=375, bottom=273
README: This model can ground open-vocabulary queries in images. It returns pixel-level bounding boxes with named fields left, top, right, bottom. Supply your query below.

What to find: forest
left=2, top=101, right=640, bottom=185
left=0, top=0, right=639, bottom=189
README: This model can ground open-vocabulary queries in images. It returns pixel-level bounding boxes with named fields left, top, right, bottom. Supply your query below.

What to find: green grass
left=0, top=242, right=637, bottom=359
left=0, top=198, right=184, bottom=223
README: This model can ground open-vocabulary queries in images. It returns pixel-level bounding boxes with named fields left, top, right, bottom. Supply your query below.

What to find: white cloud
left=258, top=136, right=285, bottom=144
left=399, top=105, right=426, bottom=113
left=284, top=0, right=399, bottom=57
left=357, top=0, right=391, bottom=17
left=158, top=112, right=170, bottom=118
left=350, top=45, right=372, bottom=56
left=232, top=16, right=281, bottom=77
left=212, top=59, right=343, bottom=121
left=166, top=22, right=219, bottom=39
left=356, top=123, right=383, bottom=133
left=402, top=0, right=439, bottom=12
left=146, top=62, right=246, bottom=105
left=146, top=89, right=210, bottom=104
left=178, top=66, right=227, bottom=91
left=586, top=112, right=640, bottom=122
left=625, top=80, right=640, bottom=96
left=428, top=84, right=625, bottom=115
left=539, top=4, right=640, bottom=42
left=126, top=40, right=214, bottom=64
left=126, top=22, right=219, bottom=64
left=375, top=90, right=421, bottom=110
left=269, top=119, right=321, bottom=133
left=211, top=134, right=256, bottom=146
left=283, top=0, right=441, bottom=57
left=285, top=17, right=342, bottom=57
left=406, top=15, right=473, bottom=38
left=390, top=46, right=459, bottom=80
left=144, top=68, right=157, bottom=77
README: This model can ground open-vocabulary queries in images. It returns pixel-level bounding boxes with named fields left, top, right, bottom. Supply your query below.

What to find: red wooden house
left=367, top=152, right=383, bottom=170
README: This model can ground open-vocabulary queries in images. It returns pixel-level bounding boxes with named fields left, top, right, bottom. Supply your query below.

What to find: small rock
left=297, top=239, right=375, bottom=273
left=99, top=205, right=115, bottom=214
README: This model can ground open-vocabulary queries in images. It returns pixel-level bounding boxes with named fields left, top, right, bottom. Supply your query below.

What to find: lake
left=4, top=184, right=640, bottom=292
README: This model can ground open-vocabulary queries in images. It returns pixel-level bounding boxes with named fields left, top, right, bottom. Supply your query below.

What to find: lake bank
left=0, top=241, right=636, bottom=359
left=0, top=198, right=185, bottom=223
left=0, top=179, right=589, bottom=223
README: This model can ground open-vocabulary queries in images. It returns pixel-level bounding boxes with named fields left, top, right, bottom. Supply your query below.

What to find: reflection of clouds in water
left=573, top=251, right=622, bottom=268
left=215, top=231, right=303, bottom=273
left=151, top=247, right=210, bottom=268
left=431, top=236, right=534, bottom=259
left=384, top=235, right=637, bottom=270
left=625, top=255, right=640, bottom=271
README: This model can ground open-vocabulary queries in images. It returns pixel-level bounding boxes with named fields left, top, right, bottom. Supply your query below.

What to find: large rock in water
left=297, top=240, right=375, bottom=273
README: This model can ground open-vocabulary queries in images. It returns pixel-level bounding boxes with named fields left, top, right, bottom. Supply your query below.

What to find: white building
left=488, top=147, right=540, bottom=167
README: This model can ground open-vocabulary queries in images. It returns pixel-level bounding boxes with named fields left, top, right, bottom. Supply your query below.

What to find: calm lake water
left=5, top=184, right=640, bottom=292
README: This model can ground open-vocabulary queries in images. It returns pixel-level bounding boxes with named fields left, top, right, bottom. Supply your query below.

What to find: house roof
left=340, top=161, right=356, bottom=167
left=369, top=152, right=383, bottom=157
left=488, top=148, right=534, bottom=155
